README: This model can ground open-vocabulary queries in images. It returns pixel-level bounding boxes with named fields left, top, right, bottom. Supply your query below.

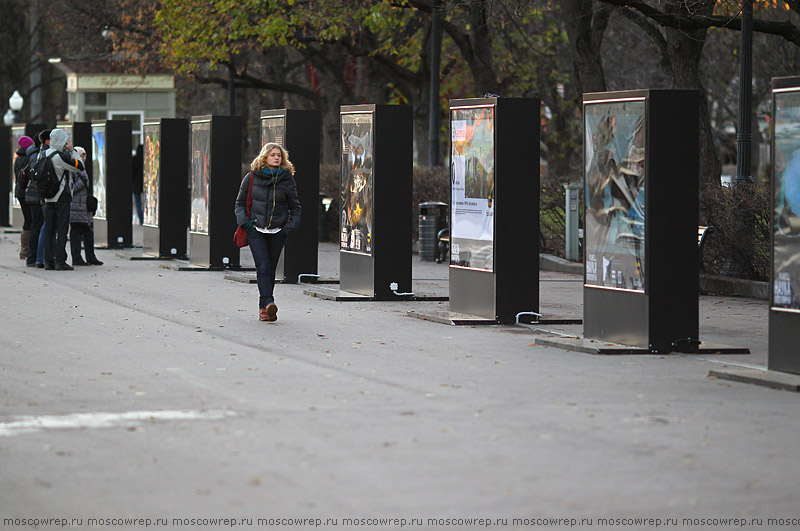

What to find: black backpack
left=32, top=152, right=62, bottom=199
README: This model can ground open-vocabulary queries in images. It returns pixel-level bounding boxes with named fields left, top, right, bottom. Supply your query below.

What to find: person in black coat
left=13, top=135, right=34, bottom=259
left=234, top=142, right=302, bottom=322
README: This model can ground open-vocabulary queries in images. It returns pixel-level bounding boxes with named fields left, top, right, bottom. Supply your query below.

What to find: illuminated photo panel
left=450, top=105, right=495, bottom=271
left=91, top=125, right=107, bottom=219
left=773, top=90, right=800, bottom=312
left=340, top=112, right=374, bottom=255
left=143, top=123, right=160, bottom=227
left=190, top=120, right=211, bottom=234
left=584, top=99, right=646, bottom=292
left=260, top=115, right=285, bottom=147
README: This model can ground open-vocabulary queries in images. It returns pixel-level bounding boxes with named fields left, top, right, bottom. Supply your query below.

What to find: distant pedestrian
left=23, top=134, right=44, bottom=267
left=234, top=142, right=302, bottom=322
left=32, top=130, right=51, bottom=268
left=42, top=129, right=85, bottom=271
left=13, top=135, right=34, bottom=260
left=132, top=144, right=144, bottom=225
left=69, top=146, right=103, bottom=266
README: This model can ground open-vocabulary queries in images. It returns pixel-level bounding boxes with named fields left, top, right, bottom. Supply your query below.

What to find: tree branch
left=600, top=0, right=800, bottom=47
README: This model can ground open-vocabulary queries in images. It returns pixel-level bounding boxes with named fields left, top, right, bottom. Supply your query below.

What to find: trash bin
left=419, top=201, right=448, bottom=261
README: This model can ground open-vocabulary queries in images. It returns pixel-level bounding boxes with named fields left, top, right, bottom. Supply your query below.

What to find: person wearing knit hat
left=42, top=129, right=85, bottom=270
left=33, top=129, right=52, bottom=267
left=13, top=136, right=35, bottom=259
left=18, top=135, right=33, bottom=150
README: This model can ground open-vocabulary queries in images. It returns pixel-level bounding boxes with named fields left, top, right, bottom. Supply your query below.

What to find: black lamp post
left=724, top=0, right=755, bottom=277
left=428, top=0, right=442, bottom=167
left=735, top=0, right=753, bottom=186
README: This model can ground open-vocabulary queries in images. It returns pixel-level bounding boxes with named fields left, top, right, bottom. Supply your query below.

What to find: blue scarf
left=260, top=167, right=285, bottom=178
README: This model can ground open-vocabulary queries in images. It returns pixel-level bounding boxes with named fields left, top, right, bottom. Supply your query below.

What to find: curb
left=539, top=254, right=583, bottom=275
left=538, top=255, right=769, bottom=301
left=699, top=274, right=768, bottom=300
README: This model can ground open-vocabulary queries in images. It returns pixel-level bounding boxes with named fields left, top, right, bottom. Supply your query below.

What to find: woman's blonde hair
left=251, top=142, right=295, bottom=174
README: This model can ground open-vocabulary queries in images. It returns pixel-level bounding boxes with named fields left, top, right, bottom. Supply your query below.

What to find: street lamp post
left=8, top=91, right=23, bottom=122
left=735, top=0, right=753, bottom=185
left=724, top=0, right=755, bottom=277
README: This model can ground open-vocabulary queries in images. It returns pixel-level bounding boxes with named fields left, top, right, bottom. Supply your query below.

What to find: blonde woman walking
left=234, top=142, right=302, bottom=322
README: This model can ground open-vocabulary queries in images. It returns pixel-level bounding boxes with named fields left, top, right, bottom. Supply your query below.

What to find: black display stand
left=188, top=115, right=242, bottom=270
left=142, top=118, right=190, bottom=259
left=446, top=97, right=541, bottom=323
left=57, top=122, right=93, bottom=184
left=92, top=120, right=133, bottom=249
left=581, top=89, right=710, bottom=353
left=769, top=77, right=800, bottom=374
left=260, top=109, right=320, bottom=282
left=7, top=123, right=46, bottom=229
left=338, top=104, right=412, bottom=300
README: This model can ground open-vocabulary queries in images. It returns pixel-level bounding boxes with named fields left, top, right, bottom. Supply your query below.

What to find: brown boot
left=19, top=230, right=29, bottom=259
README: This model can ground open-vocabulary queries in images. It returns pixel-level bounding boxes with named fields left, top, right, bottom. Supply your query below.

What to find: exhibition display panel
left=583, top=90, right=699, bottom=352
left=142, top=118, right=190, bottom=259
left=188, top=115, right=242, bottom=269
left=57, top=122, right=93, bottom=184
left=339, top=104, right=412, bottom=299
left=769, top=77, right=800, bottom=374
left=259, top=109, right=320, bottom=282
left=91, top=120, right=132, bottom=248
left=448, top=97, right=540, bottom=322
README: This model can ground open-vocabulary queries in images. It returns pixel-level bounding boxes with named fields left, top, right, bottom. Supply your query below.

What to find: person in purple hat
left=13, top=135, right=35, bottom=260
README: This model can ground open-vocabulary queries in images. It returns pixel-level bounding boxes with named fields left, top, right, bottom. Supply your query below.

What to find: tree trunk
left=662, top=1, right=721, bottom=190
left=563, top=0, right=610, bottom=94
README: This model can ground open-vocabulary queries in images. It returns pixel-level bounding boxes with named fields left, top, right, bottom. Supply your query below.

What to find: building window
left=84, top=92, right=107, bottom=106
left=108, top=111, right=145, bottom=152
left=85, top=110, right=108, bottom=123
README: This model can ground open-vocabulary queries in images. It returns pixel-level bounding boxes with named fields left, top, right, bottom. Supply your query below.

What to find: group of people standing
left=13, top=133, right=300, bottom=322
left=13, top=128, right=103, bottom=270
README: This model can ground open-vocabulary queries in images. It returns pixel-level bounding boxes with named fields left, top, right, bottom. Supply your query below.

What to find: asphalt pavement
left=0, top=228, right=798, bottom=531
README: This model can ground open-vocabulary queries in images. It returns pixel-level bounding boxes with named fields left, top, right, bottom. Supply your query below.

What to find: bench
left=437, top=225, right=714, bottom=266
left=436, top=228, right=450, bottom=263
left=698, top=225, right=714, bottom=272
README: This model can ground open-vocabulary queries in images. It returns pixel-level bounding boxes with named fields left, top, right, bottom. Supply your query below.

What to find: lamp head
left=8, top=90, right=23, bottom=112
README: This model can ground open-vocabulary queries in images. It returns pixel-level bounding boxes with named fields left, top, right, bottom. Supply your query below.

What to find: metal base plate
left=536, top=336, right=750, bottom=355
left=160, top=261, right=254, bottom=272
left=407, top=310, right=582, bottom=326
left=224, top=273, right=338, bottom=285
left=709, top=368, right=800, bottom=392
left=115, top=252, right=172, bottom=261
left=303, top=286, right=448, bottom=302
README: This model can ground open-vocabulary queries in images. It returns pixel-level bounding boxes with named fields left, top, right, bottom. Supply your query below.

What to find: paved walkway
left=0, top=230, right=797, bottom=530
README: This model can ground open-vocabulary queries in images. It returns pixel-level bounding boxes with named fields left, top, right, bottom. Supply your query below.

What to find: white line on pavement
left=0, top=409, right=237, bottom=437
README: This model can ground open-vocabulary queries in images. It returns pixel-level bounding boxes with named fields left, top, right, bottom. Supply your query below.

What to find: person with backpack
left=13, top=135, right=34, bottom=260
left=27, top=130, right=50, bottom=267
left=69, top=146, right=102, bottom=266
left=41, top=129, right=84, bottom=270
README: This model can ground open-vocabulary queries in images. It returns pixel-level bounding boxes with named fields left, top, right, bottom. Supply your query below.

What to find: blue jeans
left=247, top=229, right=286, bottom=308
left=44, top=200, right=71, bottom=265
left=27, top=203, right=43, bottom=265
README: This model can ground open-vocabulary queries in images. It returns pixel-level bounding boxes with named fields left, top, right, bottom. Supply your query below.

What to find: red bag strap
left=245, top=172, right=254, bottom=217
